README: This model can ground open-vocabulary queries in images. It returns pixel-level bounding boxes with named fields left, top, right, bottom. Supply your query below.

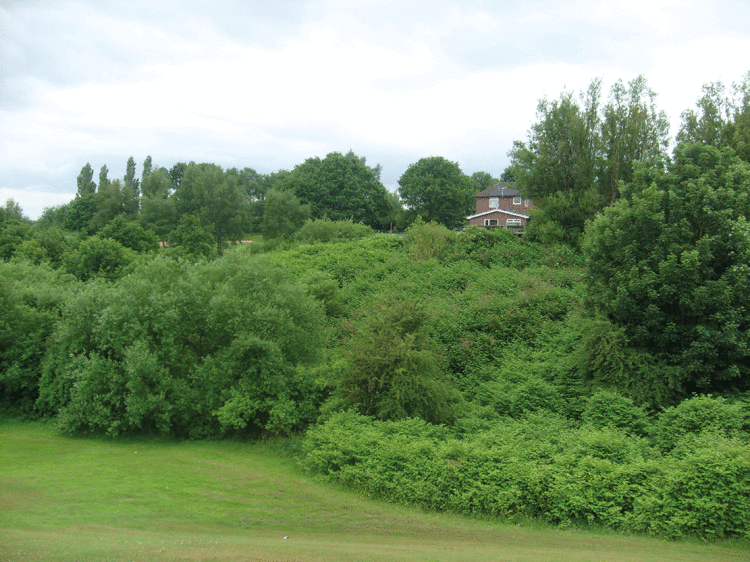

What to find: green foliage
left=398, top=156, right=475, bottom=229
left=583, top=143, right=750, bottom=398
left=167, top=214, right=215, bottom=258
left=1, top=199, right=27, bottom=222
left=38, top=253, right=327, bottom=437
left=0, top=261, right=76, bottom=415
left=301, top=410, right=750, bottom=539
left=582, top=390, right=649, bottom=435
left=651, top=395, right=747, bottom=453
left=677, top=72, right=750, bottom=163
left=510, top=76, right=670, bottom=246
left=63, top=193, right=97, bottom=232
left=98, top=215, right=158, bottom=253
left=470, top=171, right=499, bottom=191
left=174, top=163, right=249, bottom=253
left=76, top=163, right=96, bottom=196
left=0, top=219, right=30, bottom=260
left=294, top=218, right=374, bottom=244
left=278, top=151, right=390, bottom=229
left=340, top=297, right=457, bottom=424
left=63, top=235, right=135, bottom=282
left=402, top=217, right=454, bottom=261
left=262, top=187, right=311, bottom=240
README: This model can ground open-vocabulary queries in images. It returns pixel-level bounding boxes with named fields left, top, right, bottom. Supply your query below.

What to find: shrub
left=582, top=390, right=649, bottom=435
left=651, top=395, right=747, bottom=452
left=339, top=296, right=458, bottom=424
left=295, top=218, right=374, bottom=244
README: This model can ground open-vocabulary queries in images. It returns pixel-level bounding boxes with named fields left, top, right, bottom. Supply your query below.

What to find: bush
left=37, top=253, right=327, bottom=437
left=63, top=235, right=135, bottom=282
left=295, top=218, right=374, bottom=244
left=651, top=395, right=747, bottom=452
left=339, top=296, right=458, bottom=424
left=582, top=390, right=649, bottom=435
left=403, top=218, right=454, bottom=261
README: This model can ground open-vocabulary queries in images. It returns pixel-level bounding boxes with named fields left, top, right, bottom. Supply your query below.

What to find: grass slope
left=1, top=421, right=747, bottom=562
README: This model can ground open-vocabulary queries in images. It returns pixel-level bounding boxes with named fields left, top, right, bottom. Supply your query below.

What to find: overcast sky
left=2, top=0, right=749, bottom=219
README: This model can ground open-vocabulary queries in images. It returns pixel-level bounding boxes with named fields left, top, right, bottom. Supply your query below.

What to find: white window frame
left=506, top=218, right=522, bottom=226
left=489, top=197, right=499, bottom=209
left=524, top=199, right=530, bottom=207
left=484, top=218, right=499, bottom=226
left=513, top=196, right=522, bottom=205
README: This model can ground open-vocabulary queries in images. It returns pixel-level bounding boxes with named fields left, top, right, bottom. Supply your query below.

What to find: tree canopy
left=278, top=151, right=390, bottom=229
left=397, top=156, right=475, bottom=229
left=509, top=75, right=670, bottom=246
left=583, top=142, right=750, bottom=399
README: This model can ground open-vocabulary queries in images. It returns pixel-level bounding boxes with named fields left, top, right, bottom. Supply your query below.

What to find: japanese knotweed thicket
left=36, top=252, right=328, bottom=437
left=301, top=402, right=750, bottom=539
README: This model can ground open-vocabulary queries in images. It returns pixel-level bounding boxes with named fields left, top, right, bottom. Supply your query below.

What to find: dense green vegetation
left=2, top=73, right=750, bottom=543
left=6, top=422, right=745, bottom=562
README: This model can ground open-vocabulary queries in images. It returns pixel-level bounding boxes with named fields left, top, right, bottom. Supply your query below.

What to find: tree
left=124, top=156, right=140, bottom=195
left=142, top=155, right=153, bottom=183
left=470, top=171, right=499, bottom=191
left=340, top=297, right=456, bottom=423
left=98, top=215, right=158, bottom=253
left=63, top=235, right=134, bottom=282
left=1, top=199, right=26, bottom=223
left=168, top=214, right=215, bottom=258
left=677, top=72, right=750, bottom=164
left=262, top=187, right=311, bottom=239
left=509, top=76, right=669, bottom=247
left=98, top=165, right=111, bottom=191
left=397, top=156, right=475, bottom=229
left=583, top=142, right=750, bottom=400
left=169, top=162, right=187, bottom=190
left=89, top=178, right=138, bottom=232
left=600, top=75, right=670, bottom=203
left=76, top=163, right=96, bottom=196
left=278, top=151, right=390, bottom=229
left=141, top=167, right=172, bottom=199
left=173, top=163, right=249, bottom=253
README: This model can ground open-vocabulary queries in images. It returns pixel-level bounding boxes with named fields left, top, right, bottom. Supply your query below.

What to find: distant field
left=1, top=421, right=747, bottom=562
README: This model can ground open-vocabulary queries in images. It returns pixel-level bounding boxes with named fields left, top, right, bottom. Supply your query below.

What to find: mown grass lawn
left=1, top=420, right=747, bottom=561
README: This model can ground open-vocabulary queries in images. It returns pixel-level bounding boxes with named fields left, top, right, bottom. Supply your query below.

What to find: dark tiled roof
left=475, top=182, right=520, bottom=198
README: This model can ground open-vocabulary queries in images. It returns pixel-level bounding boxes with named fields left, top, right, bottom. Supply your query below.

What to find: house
left=466, top=182, right=533, bottom=233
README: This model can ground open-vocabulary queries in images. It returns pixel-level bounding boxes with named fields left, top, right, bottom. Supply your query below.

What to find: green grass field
left=1, top=421, right=747, bottom=561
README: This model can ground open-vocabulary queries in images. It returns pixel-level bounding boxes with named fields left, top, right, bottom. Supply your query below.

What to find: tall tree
left=470, top=171, right=499, bottom=191
left=174, top=163, right=249, bottom=253
left=583, top=142, right=750, bottom=400
left=278, top=151, right=390, bottom=229
left=262, top=187, right=311, bottom=239
left=98, top=165, right=111, bottom=190
left=169, top=162, right=187, bottom=190
left=509, top=76, right=669, bottom=247
left=600, top=75, right=670, bottom=203
left=124, top=157, right=140, bottom=196
left=397, top=156, right=475, bottom=229
left=678, top=72, right=750, bottom=164
left=76, top=163, right=97, bottom=196
left=142, top=155, right=153, bottom=183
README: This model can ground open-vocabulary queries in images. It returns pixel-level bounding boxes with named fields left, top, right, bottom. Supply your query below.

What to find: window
left=506, top=218, right=522, bottom=226
left=513, top=196, right=522, bottom=205
left=524, top=199, right=529, bottom=207
left=489, top=197, right=499, bottom=209
left=484, top=218, right=499, bottom=226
